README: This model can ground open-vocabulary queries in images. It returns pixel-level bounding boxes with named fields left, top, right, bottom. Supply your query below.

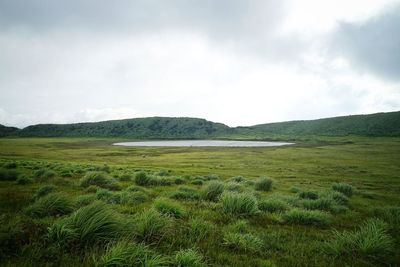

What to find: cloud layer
left=0, top=0, right=399, bottom=128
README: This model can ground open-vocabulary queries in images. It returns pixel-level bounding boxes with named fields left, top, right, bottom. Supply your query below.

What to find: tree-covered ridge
left=0, top=124, right=19, bottom=137
left=2, top=111, right=400, bottom=138
left=17, top=117, right=232, bottom=138
left=247, top=111, right=400, bottom=137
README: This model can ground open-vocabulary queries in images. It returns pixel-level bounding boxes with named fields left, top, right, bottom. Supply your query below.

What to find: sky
left=0, top=0, right=400, bottom=128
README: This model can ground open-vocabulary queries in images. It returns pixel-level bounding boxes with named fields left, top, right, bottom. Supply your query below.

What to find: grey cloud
left=332, top=6, right=400, bottom=81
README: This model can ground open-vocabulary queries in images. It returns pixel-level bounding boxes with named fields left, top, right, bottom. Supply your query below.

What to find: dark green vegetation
left=0, top=137, right=399, bottom=266
left=1, top=111, right=400, bottom=139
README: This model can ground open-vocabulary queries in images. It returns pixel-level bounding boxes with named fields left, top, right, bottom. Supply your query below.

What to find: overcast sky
left=1, top=0, right=400, bottom=128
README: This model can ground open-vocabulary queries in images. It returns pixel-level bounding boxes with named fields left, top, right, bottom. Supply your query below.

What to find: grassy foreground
left=0, top=137, right=399, bottom=266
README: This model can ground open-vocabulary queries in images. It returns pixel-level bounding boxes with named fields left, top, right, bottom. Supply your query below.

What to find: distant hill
left=17, top=117, right=232, bottom=138
left=1, top=111, right=399, bottom=139
left=246, top=111, right=400, bottom=137
left=0, top=124, right=19, bottom=137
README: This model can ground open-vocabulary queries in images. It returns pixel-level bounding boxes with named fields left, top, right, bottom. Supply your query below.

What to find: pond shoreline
left=113, top=140, right=294, bottom=147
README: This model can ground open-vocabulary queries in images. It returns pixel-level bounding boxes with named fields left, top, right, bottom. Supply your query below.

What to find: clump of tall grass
left=134, top=171, right=151, bottom=186
left=175, top=248, right=207, bottom=267
left=298, top=190, right=319, bottom=200
left=230, top=176, right=245, bottom=183
left=202, top=181, right=224, bottom=202
left=76, top=194, right=96, bottom=207
left=259, top=197, right=289, bottom=213
left=33, top=168, right=56, bottom=181
left=220, top=192, right=259, bottom=217
left=16, top=175, right=34, bottom=185
left=299, top=198, right=334, bottom=212
left=0, top=168, right=20, bottom=181
left=96, top=240, right=170, bottom=267
left=133, top=209, right=172, bottom=242
left=374, top=207, right=400, bottom=232
left=3, top=162, right=17, bottom=169
left=326, top=219, right=394, bottom=259
left=191, top=178, right=204, bottom=186
left=223, top=232, right=263, bottom=253
left=254, top=177, right=274, bottom=191
left=170, top=186, right=200, bottom=201
left=225, top=182, right=245, bottom=193
left=118, top=173, right=133, bottom=181
left=332, top=183, right=354, bottom=197
left=25, top=193, right=75, bottom=218
left=323, top=190, right=349, bottom=205
left=188, top=218, right=214, bottom=242
left=48, top=201, right=123, bottom=247
left=283, top=208, right=331, bottom=227
left=96, top=189, right=149, bottom=205
left=33, top=184, right=56, bottom=199
left=80, top=171, right=119, bottom=190
left=154, top=198, right=186, bottom=218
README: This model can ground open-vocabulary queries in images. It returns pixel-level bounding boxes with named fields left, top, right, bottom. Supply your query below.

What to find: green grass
left=175, top=248, right=207, bottom=267
left=332, top=182, right=354, bottom=197
left=25, top=193, right=75, bottom=218
left=80, top=171, right=119, bottom=190
left=202, top=181, right=225, bottom=202
left=283, top=208, right=331, bottom=227
left=48, top=201, right=123, bottom=248
left=254, top=177, right=274, bottom=191
left=220, top=192, right=259, bottom=217
left=326, top=219, right=394, bottom=259
left=0, top=137, right=399, bottom=266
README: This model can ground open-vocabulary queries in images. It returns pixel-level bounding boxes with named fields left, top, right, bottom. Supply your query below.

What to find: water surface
left=114, top=140, right=294, bottom=147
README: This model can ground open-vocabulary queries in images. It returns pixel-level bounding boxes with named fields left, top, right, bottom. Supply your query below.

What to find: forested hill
left=17, top=117, right=232, bottom=138
left=1, top=111, right=400, bottom=138
left=246, top=111, right=400, bottom=137
left=0, top=124, right=19, bottom=137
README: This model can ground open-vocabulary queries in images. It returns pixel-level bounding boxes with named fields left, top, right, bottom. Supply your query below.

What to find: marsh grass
left=48, top=201, right=123, bottom=248
left=16, top=175, right=34, bottom=185
left=202, top=181, right=224, bottom=202
left=96, top=240, right=170, bottom=267
left=25, top=193, right=75, bottom=218
left=220, top=192, right=259, bottom=217
left=175, top=248, right=207, bottom=267
left=326, top=219, right=394, bottom=259
left=188, top=218, right=214, bottom=242
left=133, top=209, right=172, bottom=242
left=154, top=198, right=186, bottom=218
left=33, top=184, right=56, bottom=199
left=80, top=172, right=119, bottom=190
left=0, top=168, right=20, bottom=181
left=332, top=183, right=354, bottom=197
left=283, top=208, right=331, bottom=227
left=223, top=232, right=263, bottom=253
left=170, top=186, right=200, bottom=201
left=259, top=197, right=290, bottom=213
left=254, top=177, right=274, bottom=192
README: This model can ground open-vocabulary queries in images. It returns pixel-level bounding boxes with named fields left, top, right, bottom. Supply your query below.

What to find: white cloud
left=0, top=0, right=399, bottom=128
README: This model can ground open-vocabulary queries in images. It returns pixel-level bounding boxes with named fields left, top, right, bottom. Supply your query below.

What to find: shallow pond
left=113, top=140, right=294, bottom=147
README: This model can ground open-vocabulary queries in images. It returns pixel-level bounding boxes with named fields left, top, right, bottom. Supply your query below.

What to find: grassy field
left=0, top=137, right=399, bottom=266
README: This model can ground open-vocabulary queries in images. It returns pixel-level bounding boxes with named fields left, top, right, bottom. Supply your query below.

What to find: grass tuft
left=259, top=197, right=289, bottom=213
left=175, top=248, right=207, bottom=267
left=133, top=209, right=172, bottom=242
left=0, top=168, right=20, bottom=181
left=220, top=192, right=259, bottom=217
left=223, top=232, right=263, bottom=253
left=48, top=201, right=123, bottom=247
left=80, top=171, right=119, bottom=190
left=283, top=208, right=331, bottom=227
left=202, top=181, right=225, bottom=202
left=332, top=183, right=354, bottom=197
left=154, top=198, right=186, bottom=218
left=33, top=184, right=56, bottom=199
left=254, top=177, right=274, bottom=191
left=25, top=193, right=75, bottom=218
left=326, top=219, right=394, bottom=259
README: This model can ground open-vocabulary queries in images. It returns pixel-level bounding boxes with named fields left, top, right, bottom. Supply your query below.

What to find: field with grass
left=0, top=137, right=399, bottom=266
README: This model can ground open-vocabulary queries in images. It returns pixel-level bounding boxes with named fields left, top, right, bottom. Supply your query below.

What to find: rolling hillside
left=17, top=117, right=232, bottom=138
left=1, top=111, right=399, bottom=138
left=247, top=111, right=400, bottom=137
